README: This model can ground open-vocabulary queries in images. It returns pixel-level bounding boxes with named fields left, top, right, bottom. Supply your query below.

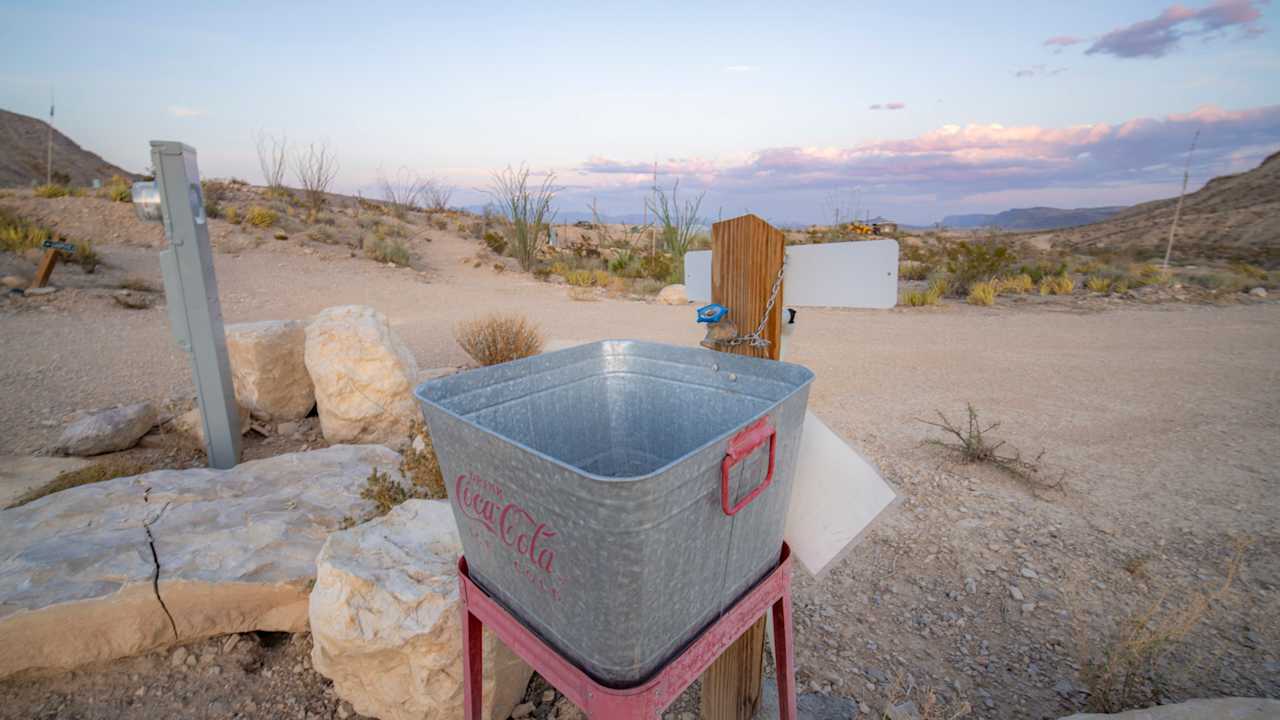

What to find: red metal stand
left=460, top=544, right=797, bottom=720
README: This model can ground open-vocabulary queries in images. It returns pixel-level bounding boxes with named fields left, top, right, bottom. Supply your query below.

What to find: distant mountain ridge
left=942, top=206, right=1127, bottom=231
left=0, top=108, right=136, bottom=187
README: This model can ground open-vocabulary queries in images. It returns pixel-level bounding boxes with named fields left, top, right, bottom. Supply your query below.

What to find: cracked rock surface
left=0, top=444, right=400, bottom=678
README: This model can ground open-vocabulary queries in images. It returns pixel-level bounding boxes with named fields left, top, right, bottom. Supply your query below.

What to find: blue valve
left=696, top=303, right=729, bottom=324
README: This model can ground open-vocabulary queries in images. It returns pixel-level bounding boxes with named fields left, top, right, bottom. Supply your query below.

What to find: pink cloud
left=1085, top=0, right=1267, bottom=58
left=576, top=105, right=1280, bottom=203
left=1044, top=35, right=1084, bottom=47
left=869, top=102, right=906, bottom=111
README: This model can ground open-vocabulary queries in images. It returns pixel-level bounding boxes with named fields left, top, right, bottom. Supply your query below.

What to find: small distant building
left=872, top=221, right=898, bottom=235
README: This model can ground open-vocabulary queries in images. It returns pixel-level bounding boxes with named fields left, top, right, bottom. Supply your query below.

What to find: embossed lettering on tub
left=456, top=473, right=558, bottom=575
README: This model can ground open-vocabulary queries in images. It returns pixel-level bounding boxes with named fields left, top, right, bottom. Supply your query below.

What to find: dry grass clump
left=75, top=241, right=100, bottom=273
left=366, top=236, right=410, bottom=266
left=564, top=268, right=612, bottom=287
left=1230, top=262, right=1267, bottom=281
left=1086, top=275, right=1113, bottom=293
left=1039, top=274, right=1075, bottom=296
left=568, top=286, right=599, bottom=301
left=1074, top=540, right=1248, bottom=713
left=917, top=403, right=1065, bottom=495
left=245, top=205, right=277, bottom=228
left=455, top=312, right=543, bottom=366
left=966, top=281, right=997, bottom=306
left=34, top=184, right=69, bottom=199
left=997, top=273, right=1034, bottom=294
left=0, top=209, right=50, bottom=252
left=7, top=459, right=151, bottom=509
left=899, top=261, right=931, bottom=281
left=119, top=276, right=159, bottom=292
left=341, top=422, right=447, bottom=528
left=102, top=175, right=132, bottom=203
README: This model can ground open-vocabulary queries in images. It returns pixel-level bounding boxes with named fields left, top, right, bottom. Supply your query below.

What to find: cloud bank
left=573, top=105, right=1280, bottom=221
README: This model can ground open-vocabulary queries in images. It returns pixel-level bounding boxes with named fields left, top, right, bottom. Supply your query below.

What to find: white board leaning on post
left=683, top=239, right=899, bottom=309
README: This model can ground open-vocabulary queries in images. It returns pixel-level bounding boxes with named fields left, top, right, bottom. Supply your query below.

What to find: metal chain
left=727, top=254, right=788, bottom=348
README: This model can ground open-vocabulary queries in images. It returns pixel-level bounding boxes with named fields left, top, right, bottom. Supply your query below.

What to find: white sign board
left=784, top=411, right=899, bottom=577
left=683, top=239, right=899, bottom=309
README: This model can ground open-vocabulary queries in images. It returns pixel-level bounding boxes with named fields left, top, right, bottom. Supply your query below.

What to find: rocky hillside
left=944, top=206, right=1127, bottom=231
left=0, top=108, right=136, bottom=187
left=1046, top=150, right=1280, bottom=264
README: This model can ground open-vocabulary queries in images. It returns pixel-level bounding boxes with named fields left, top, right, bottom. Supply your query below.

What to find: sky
left=2, top=0, right=1278, bottom=225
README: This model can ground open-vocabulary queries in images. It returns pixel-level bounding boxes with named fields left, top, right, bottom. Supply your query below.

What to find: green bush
left=944, top=240, right=1017, bottom=295
left=899, top=261, right=930, bottom=281
left=245, top=205, right=277, bottom=228
left=639, top=252, right=674, bottom=282
left=483, top=231, right=507, bottom=255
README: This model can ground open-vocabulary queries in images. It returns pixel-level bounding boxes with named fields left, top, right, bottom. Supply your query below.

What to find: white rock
left=225, top=320, right=315, bottom=421
left=0, top=444, right=399, bottom=678
left=56, top=402, right=157, bottom=456
left=173, top=404, right=251, bottom=445
left=305, top=305, right=421, bottom=444
left=1250, top=286, right=1267, bottom=298
left=311, top=500, right=532, bottom=720
left=657, top=283, right=689, bottom=305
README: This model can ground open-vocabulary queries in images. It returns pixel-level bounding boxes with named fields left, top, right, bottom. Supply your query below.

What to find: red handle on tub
left=720, top=417, right=777, bottom=516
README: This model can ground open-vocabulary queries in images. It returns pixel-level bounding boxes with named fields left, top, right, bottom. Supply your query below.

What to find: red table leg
left=458, top=545, right=796, bottom=720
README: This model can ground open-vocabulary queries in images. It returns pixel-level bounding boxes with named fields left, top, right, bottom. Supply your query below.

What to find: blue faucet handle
left=696, top=303, right=729, bottom=324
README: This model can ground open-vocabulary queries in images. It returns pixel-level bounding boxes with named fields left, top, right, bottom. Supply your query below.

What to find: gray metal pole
left=150, top=141, right=241, bottom=468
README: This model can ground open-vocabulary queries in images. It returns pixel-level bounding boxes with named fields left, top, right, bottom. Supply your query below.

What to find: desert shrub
left=366, top=236, right=410, bottom=266
left=75, top=241, right=100, bottom=273
left=631, top=278, right=666, bottom=295
left=899, top=261, right=931, bottom=281
left=7, top=459, right=149, bottom=509
left=400, top=420, right=446, bottom=500
left=102, top=175, right=132, bottom=203
left=926, top=276, right=950, bottom=298
left=202, top=180, right=231, bottom=218
left=565, top=269, right=595, bottom=287
left=1184, top=271, right=1245, bottom=292
left=1112, top=279, right=1130, bottom=294
left=245, top=205, right=277, bottom=228
left=1020, top=260, right=1069, bottom=284
left=292, top=140, right=339, bottom=221
left=1076, top=258, right=1105, bottom=274
left=548, top=261, right=571, bottom=278
left=639, top=252, right=674, bottom=282
left=944, top=239, right=1017, bottom=295
left=967, top=281, right=997, bottom=306
left=0, top=209, right=50, bottom=252
left=483, top=231, right=507, bottom=255
left=454, top=312, right=543, bottom=366
left=609, top=248, right=636, bottom=275
left=34, top=184, right=68, bottom=199
left=900, top=288, right=941, bottom=307
left=647, top=179, right=704, bottom=272
left=307, top=226, right=335, bottom=244
left=531, top=265, right=552, bottom=281
left=488, top=165, right=557, bottom=270
left=917, top=404, right=1064, bottom=495
left=997, top=274, right=1034, bottom=294
left=492, top=263, right=505, bottom=273
left=1230, top=262, right=1266, bottom=281
left=592, top=269, right=610, bottom=286
left=1039, top=274, right=1075, bottom=296
left=568, top=286, right=598, bottom=301
left=1132, top=264, right=1170, bottom=286
left=432, top=217, right=448, bottom=231
left=1075, top=541, right=1247, bottom=713
left=119, top=276, right=159, bottom=292
left=224, top=206, right=240, bottom=225
left=1086, top=275, right=1113, bottom=293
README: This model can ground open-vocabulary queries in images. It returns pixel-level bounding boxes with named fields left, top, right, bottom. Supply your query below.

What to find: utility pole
left=1162, top=129, right=1199, bottom=271
left=46, top=89, right=54, bottom=185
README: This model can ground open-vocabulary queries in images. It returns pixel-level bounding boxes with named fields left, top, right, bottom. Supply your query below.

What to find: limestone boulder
left=305, top=305, right=421, bottom=444
left=0, top=444, right=401, bottom=678
left=56, top=402, right=157, bottom=456
left=225, top=320, right=315, bottom=421
left=657, top=283, right=689, bottom=305
left=173, top=404, right=252, bottom=445
left=311, top=500, right=532, bottom=720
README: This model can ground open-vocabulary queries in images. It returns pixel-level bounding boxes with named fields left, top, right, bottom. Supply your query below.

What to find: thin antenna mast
left=46, top=89, right=55, bottom=185
left=1162, top=129, right=1200, bottom=270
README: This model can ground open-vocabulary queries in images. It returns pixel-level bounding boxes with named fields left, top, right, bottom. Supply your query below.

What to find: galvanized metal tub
left=415, top=339, right=814, bottom=686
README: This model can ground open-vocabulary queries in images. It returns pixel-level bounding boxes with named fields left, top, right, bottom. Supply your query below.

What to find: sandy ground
left=0, top=225, right=1277, bottom=719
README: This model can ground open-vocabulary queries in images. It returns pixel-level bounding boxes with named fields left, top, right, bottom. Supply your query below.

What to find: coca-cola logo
left=456, top=473, right=557, bottom=574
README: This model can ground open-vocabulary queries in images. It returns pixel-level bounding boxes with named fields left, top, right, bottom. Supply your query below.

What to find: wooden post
left=701, top=213, right=785, bottom=720
left=30, top=249, right=61, bottom=289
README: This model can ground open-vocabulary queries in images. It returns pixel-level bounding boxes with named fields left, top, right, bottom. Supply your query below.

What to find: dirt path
left=1, top=227, right=1277, bottom=718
